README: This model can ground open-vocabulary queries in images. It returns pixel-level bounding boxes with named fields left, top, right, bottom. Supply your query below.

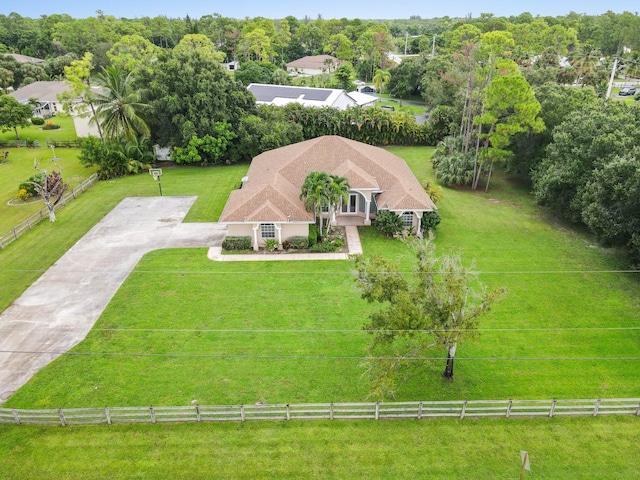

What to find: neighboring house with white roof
left=220, top=136, right=436, bottom=250
left=285, top=55, right=341, bottom=75
left=247, top=84, right=378, bottom=110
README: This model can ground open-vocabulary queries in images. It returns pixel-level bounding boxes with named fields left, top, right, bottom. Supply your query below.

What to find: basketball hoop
left=148, top=168, right=163, bottom=196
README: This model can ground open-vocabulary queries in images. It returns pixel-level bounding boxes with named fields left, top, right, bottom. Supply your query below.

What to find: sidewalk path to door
left=0, top=196, right=226, bottom=404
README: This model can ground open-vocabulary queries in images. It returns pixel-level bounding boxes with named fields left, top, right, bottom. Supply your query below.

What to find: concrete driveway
left=0, top=197, right=226, bottom=404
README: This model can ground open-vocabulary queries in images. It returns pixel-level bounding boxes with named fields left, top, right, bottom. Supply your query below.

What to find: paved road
left=0, top=197, right=226, bottom=404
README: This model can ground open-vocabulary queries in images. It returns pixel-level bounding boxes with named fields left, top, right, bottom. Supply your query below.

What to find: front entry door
left=342, top=193, right=357, bottom=213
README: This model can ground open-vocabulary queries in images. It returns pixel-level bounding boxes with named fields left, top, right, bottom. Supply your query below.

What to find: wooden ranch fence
left=1, top=398, right=639, bottom=426
left=0, top=173, right=99, bottom=250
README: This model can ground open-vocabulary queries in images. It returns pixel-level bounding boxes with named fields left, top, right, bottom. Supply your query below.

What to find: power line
left=1, top=349, right=639, bottom=362
left=2, top=268, right=639, bottom=276
left=90, top=327, right=640, bottom=333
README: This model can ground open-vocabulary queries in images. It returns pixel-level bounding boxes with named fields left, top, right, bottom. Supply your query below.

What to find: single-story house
left=220, top=136, right=437, bottom=250
left=285, top=55, right=341, bottom=75
left=8, top=80, right=75, bottom=118
left=9, top=80, right=101, bottom=137
left=247, top=84, right=378, bottom=110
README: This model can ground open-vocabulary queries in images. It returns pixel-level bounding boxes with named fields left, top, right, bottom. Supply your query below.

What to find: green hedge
left=286, top=236, right=309, bottom=249
left=222, top=236, right=251, bottom=251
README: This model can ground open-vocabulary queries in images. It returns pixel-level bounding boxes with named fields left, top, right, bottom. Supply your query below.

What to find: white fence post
left=58, top=408, right=66, bottom=426
left=105, top=407, right=111, bottom=425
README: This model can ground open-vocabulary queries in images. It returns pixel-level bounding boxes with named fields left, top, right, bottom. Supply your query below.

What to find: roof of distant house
left=285, top=54, right=340, bottom=71
left=248, top=83, right=352, bottom=109
left=9, top=81, right=74, bottom=103
left=4, top=53, right=44, bottom=64
left=220, top=136, right=436, bottom=224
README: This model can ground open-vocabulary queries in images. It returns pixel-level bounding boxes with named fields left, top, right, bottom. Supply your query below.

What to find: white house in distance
left=8, top=80, right=101, bottom=137
left=220, top=136, right=436, bottom=250
left=8, top=81, right=72, bottom=118
left=247, top=84, right=378, bottom=110
left=285, top=54, right=341, bottom=75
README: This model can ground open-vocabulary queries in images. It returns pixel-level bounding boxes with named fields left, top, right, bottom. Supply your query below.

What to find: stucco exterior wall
left=226, top=223, right=311, bottom=249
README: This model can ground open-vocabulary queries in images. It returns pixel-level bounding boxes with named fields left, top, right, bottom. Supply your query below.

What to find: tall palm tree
left=92, top=65, right=150, bottom=142
left=568, top=45, right=602, bottom=85
left=325, top=175, right=350, bottom=236
left=300, top=171, right=331, bottom=241
left=373, top=69, right=391, bottom=95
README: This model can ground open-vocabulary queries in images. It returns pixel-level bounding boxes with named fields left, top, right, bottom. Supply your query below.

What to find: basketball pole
left=157, top=176, right=163, bottom=196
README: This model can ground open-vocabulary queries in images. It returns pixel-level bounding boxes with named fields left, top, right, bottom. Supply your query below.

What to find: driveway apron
left=0, top=197, right=226, bottom=404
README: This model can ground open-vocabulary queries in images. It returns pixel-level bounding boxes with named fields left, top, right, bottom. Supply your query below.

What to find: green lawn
left=0, top=115, right=97, bottom=233
left=1, top=145, right=639, bottom=477
left=1, top=416, right=639, bottom=479
left=0, top=115, right=78, bottom=145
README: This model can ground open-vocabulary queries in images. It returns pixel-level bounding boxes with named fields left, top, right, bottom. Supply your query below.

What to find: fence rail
left=0, top=173, right=99, bottom=250
left=2, top=398, right=639, bottom=426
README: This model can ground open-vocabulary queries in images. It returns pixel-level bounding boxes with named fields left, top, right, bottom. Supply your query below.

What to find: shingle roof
left=220, top=136, right=436, bottom=223
left=285, top=55, right=339, bottom=70
left=5, top=53, right=44, bottom=64
left=8, top=81, right=71, bottom=102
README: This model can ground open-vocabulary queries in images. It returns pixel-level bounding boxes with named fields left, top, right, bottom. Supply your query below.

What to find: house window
left=261, top=223, right=275, bottom=238
left=401, top=212, right=413, bottom=228
left=321, top=202, right=329, bottom=213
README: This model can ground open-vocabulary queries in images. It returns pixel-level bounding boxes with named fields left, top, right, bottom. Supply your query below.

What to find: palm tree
left=325, top=175, right=350, bottom=235
left=92, top=65, right=150, bottom=142
left=373, top=69, right=391, bottom=95
left=568, top=45, right=602, bottom=85
left=300, top=171, right=331, bottom=241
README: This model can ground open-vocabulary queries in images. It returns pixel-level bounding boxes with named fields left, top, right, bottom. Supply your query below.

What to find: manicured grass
left=0, top=115, right=78, bottom=145
left=1, top=416, right=639, bottom=479
left=0, top=148, right=96, bottom=233
left=5, top=147, right=639, bottom=409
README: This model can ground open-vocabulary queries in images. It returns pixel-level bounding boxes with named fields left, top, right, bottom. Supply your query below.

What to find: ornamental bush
left=19, top=173, right=44, bottom=197
left=286, top=236, right=309, bottom=249
left=373, top=210, right=404, bottom=237
left=421, top=211, right=442, bottom=233
left=222, top=236, right=251, bottom=251
left=42, top=121, right=60, bottom=130
left=31, top=117, right=45, bottom=125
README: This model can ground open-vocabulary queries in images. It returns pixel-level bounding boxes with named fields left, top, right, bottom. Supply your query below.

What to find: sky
left=2, top=0, right=639, bottom=20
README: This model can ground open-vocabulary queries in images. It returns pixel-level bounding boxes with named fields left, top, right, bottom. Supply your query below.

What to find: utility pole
left=605, top=57, right=618, bottom=101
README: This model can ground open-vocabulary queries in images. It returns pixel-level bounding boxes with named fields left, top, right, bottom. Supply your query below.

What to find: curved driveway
left=0, top=197, right=226, bottom=403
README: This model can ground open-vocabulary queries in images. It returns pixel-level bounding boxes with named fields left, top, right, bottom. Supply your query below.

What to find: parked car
left=619, top=87, right=637, bottom=96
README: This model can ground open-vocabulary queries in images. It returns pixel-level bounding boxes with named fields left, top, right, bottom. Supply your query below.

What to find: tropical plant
left=373, top=69, right=391, bottom=94
left=299, top=171, right=331, bottom=240
left=92, top=64, right=150, bottom=142
left=324, top=175, right=350, bottom=236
